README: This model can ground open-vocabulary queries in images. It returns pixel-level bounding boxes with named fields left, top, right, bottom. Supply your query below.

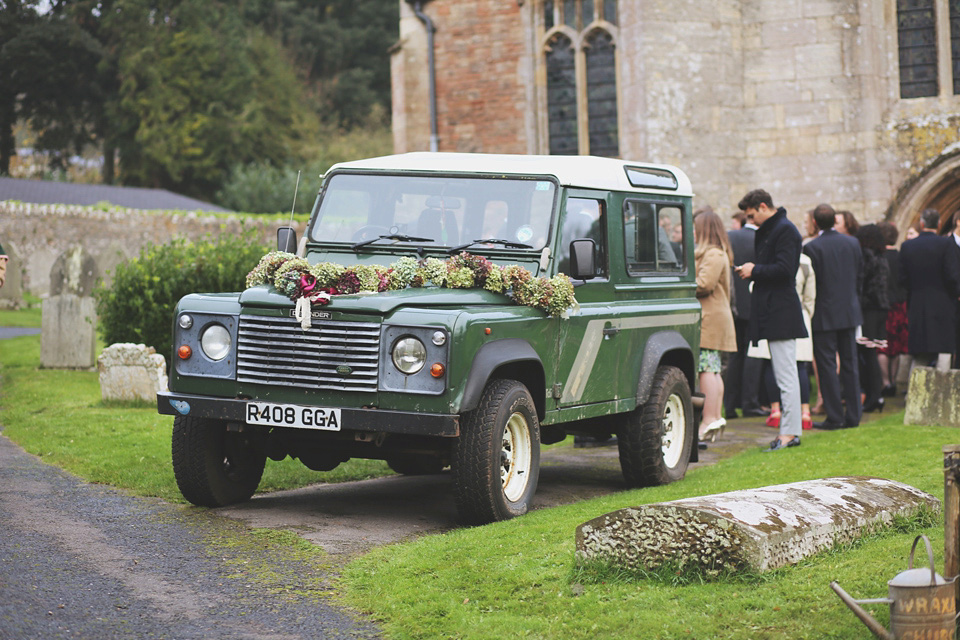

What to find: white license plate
left=245, top=402, right=342, bottom=431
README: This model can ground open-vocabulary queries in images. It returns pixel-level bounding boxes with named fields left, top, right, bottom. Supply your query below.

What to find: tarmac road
left=0, top=434, right=380, bottom=640
left=0, top=403, right=786, bottom=639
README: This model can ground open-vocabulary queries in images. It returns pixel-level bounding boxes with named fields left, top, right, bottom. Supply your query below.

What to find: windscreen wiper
left=351, top=234, right=435, bottom=251
left=448, top=239, right=533, bottom=254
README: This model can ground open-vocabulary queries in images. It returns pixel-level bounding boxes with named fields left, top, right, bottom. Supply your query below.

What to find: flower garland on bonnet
left=246, top=251, right=577, bottom=330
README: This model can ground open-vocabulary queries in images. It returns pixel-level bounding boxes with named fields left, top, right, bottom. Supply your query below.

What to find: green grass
left=0, top=330, right=391, bottom=502
left=1, top=292, right=42, bottom=327
left=340, top=412, right=958, bottom=639
left=5, top=300, right=958, bottom=638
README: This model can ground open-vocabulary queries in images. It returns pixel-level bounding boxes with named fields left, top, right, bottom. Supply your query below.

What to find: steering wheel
left=351, top=225, right=390, bottom=243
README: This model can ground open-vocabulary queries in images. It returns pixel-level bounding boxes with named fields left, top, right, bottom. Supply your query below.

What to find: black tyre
left=386, top=454, right=446, bottom=476
left=452, top=379, right=540, bottom=525
left=617, top=365, right=693, bottom=487
left=172, top=415, right=266, bottom=507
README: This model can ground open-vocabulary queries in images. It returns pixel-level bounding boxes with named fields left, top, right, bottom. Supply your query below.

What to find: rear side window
left=623, top=200, right=684, bottom=274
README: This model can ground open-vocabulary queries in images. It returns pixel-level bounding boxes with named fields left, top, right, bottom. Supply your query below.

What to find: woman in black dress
left=857, top=224, right=890, bottom=412
left=877, top=222, right=907, bottom=395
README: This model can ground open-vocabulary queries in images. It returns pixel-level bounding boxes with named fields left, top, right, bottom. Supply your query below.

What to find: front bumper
left=157, top=391, right=460, bottom=437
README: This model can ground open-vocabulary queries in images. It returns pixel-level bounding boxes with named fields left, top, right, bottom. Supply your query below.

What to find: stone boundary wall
left=0, top=200, right=307, bottom=297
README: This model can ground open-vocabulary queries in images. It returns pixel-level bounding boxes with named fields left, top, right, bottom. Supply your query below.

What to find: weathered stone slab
left=41, top=294, right=97, bottom=369
left=905, top=367, right=960, bottom=428
left=98, top=343, right=168, bottom=402
left=50, top=245, right=100, bottom=297
left=576, top=477, right=939, bottom=574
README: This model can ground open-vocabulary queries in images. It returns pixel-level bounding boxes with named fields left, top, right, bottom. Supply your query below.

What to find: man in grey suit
left=724, top=212, right=766, bottom=417
left=803, top=203, right=863, bottom=429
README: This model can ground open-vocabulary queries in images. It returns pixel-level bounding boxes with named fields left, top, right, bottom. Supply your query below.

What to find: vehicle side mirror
left=277, top=227, right=297, bottom=253
left=569, top=239, right=596, bottom=280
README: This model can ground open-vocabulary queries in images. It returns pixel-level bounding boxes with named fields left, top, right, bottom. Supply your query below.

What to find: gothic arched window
left=541, top=0, right=619, bottom=157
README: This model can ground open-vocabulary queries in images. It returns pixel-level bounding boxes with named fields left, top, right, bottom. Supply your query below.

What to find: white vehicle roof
left=328, top=152, right=694, bottom=198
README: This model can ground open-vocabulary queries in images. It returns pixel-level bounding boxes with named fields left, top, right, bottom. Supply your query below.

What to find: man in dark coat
left=724, top=214, right=766, bottom=418
left=899, top=208, right=960, bottom=370
left=803, top=203, right=863, bottom=429
left=736, top=189, right=807, bottom=450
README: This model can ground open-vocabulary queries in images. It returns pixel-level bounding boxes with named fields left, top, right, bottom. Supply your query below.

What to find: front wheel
left=453, top=380, right=540, bottom=525
left=172, top=416, right=266, bottom=507
left=617, top=365, right=693, bottom=487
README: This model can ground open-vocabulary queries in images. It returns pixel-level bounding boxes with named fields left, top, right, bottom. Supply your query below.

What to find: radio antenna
left=287, top=170, right=302, bottom=229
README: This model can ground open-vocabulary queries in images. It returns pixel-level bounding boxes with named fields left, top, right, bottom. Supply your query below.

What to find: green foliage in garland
left=245, top=251, right=578, bottom=317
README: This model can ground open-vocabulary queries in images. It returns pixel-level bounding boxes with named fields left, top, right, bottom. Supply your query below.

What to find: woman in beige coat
left=694, top=211, right=737, bottom=442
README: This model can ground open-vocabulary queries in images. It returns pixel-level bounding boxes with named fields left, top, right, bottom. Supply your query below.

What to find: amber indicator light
left=178, top=345, right=192, bottom=360
left=430, top=363, right=445, bottom=378
left=484, top=327, right=492, bottom=335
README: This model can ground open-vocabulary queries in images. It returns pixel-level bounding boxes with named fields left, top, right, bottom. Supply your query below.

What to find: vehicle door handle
left=603, top=326, right=620, bottom=338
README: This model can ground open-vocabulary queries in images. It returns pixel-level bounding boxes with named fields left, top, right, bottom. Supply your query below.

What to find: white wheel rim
left=501, top=412, right=532, bottom=502
left=661, top=393, right=686, bottom=468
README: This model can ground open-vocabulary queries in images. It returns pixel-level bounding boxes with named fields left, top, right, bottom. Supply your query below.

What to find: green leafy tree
left=241, top=0, right=397, bottom=126
left=0, top=1, right=104, bottom=174
left=2, top=13, right=104, bottom=172
left=104, top=0, right=315, bottom=198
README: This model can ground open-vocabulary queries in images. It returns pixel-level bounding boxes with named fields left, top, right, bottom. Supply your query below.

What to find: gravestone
left=905, top=366, right=960, bottom=428
left=50, top=245, right=100, bottom=296
left=98, top=343, right=168, bottom=402
left=576, top=477, right=939, bottom=574
left=41, top=246, right=100, bottom=369
left=0, top=240, right=23, bottom=310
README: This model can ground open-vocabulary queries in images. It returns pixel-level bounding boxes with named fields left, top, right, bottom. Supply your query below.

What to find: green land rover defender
left=158, top=152, right=702, bottom=525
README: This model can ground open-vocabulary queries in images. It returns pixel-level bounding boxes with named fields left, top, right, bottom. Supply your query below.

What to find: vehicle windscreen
left=308, top=173, right=558, bottom=250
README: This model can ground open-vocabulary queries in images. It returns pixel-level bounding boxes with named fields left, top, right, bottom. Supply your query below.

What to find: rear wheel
left=172, top=416, right=266, bottom=507
left=618, top=365, right=693, bottom=487
left=453, top=380, right=540, bottom=525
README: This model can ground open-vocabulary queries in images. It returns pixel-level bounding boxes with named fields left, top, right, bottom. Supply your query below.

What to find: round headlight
left=200, top=324, right=231, bottom=361
left=392, top=337, right=426, bottom=374
left=178, top=314, right=193, bottom=330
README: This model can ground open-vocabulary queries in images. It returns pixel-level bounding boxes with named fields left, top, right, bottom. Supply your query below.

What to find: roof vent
left=624, top=167, right=678, bottom=190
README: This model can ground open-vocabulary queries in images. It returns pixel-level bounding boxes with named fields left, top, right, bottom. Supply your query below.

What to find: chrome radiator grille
left=236, top=314, right=380, bottom=392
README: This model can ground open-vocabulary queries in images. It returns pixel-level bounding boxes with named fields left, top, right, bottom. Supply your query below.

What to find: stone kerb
left=575, top=477, right=939, bottom=574
left=905, top=366, right=960, bottom=428
left=98, top=343, right=168, bottom=402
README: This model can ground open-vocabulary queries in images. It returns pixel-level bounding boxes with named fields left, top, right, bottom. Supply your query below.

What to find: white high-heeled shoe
left=699, top=418, right=726, bottom=442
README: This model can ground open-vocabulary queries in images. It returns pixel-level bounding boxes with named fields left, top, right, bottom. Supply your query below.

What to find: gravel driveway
left=0, top=434, right=380, bottom=639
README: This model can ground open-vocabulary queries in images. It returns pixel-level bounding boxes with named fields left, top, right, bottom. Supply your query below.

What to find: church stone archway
left=892, top=152, right=960, bottom=239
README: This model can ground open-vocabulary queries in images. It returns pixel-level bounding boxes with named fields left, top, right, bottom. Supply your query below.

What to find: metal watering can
left=831, top=535, right=957, bottom=640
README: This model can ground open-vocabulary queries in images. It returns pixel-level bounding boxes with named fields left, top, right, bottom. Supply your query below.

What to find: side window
left=624, top=200, right=684, bottom=274
left=558, top=197, right=606, bottom=277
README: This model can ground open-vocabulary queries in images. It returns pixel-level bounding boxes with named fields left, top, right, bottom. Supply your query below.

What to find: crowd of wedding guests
left=694, top=189, right=960, bottom=452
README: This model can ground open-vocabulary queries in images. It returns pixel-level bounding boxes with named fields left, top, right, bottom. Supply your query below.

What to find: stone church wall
left=392, top=0, right=960, bottom=232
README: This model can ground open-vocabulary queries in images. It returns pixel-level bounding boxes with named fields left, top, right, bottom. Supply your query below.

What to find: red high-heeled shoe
left=766, top=412, right=781, bottom=428
left=802, top=413, right=813, bottom=430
